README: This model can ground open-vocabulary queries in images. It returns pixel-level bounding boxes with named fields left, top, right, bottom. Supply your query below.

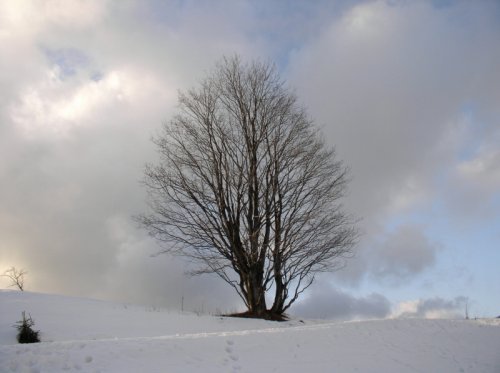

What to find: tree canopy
left=140, top=56, right=357, bottom=319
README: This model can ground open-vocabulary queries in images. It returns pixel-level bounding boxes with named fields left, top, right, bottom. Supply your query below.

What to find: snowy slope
left=1, top=290, right=499, bottom=372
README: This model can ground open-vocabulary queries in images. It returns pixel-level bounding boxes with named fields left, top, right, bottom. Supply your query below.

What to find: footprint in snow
left=225, top=340, right=235, bottom=353
left=224, top=339, right=239, bottom=367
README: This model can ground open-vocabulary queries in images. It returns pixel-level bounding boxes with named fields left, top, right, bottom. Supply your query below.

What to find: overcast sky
left=1, top=0, right=499, bottom=320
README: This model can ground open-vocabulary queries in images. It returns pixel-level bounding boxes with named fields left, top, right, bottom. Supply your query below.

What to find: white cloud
left=0, top=0, right=107, bottom=32
left=10, top=66, right=175, bottom=138
left=457, top=149, right=500, bottom=192
left=442, top=145, right=500, bottom=222
left=41, top=0, right=107, bottom=28
left=392, top=297, right=468, bottom=319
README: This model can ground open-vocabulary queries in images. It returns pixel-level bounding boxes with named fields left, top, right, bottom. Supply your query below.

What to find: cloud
left=286, top=0, right=500, bottom=292
left=43, top=48, right=91, bottom=79
left=445, top=147, right=500, bottom=221
left=332, top=224, right=440, bottom=286
left=291, top=284, right=468, bottom=321
left=287, top=0, right=500, bottom=222
left=2, top=0, right=107, bottom=30
left=0, top=0, right=264, bottom=308
left=10, top=65, right=171, bottom=138
left=369, top=225, right=440, bottom=282
left=96, top=215, right=241, bottom=312
left=457, top=149, right=500, bottom=187
left=0, top=0, right=499, bottom=317
left=291, top=282, right=391, bottom=320
left=392, top=297, right=468, bottom=319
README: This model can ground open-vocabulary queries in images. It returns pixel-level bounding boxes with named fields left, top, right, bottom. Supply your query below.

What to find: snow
left=1, top=290, right=499, bottom=372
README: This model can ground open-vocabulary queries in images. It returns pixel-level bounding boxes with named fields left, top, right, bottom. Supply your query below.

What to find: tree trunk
left=242, top=270, right=267, bottom=316
left=270, top=272, right=286, bottom=315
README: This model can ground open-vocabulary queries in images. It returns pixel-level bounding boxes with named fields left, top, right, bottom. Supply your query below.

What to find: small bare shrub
left=14, top=311, right=40, bottom=343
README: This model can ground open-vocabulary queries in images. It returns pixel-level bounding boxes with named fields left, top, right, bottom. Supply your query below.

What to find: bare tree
left=2, top=267, right=27, bottom=291
left=140, top=56, right=357, bottom=319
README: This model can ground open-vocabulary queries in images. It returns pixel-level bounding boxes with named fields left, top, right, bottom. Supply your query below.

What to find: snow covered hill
left=1, top=290, right=499, bottom=372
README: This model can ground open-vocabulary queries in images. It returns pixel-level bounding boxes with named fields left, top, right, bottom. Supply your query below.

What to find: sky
left=1, top=0, right=499, bottom=320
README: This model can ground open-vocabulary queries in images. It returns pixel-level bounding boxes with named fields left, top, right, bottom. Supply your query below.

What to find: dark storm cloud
left=291, top=282, right=391, bottom=320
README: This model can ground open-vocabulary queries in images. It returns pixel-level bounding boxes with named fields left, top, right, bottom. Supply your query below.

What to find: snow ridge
left=1, top=291, right=499, bottom=372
